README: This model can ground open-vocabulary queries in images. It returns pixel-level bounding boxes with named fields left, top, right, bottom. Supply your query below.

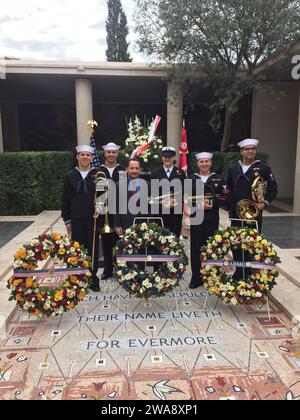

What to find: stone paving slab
left=0, top=212, right=62, bottom=331
left=0, top=278, right=299, bottom=401
left=0, top=222, right=34, bottom=249
left=263, top=217, right=300, bottom=249
left=0, top=211, right=299, bottom=400
left=219, top=211, right=300, bottom=321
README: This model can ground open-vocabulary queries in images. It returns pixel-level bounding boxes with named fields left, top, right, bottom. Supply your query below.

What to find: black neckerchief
left=103, top=164, right=121, bottom=172
left=75, top=167, right=93, bottom=195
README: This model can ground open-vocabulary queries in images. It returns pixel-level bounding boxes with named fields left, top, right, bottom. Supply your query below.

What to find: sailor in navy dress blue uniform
left=98, top=142, right=124, bottom=280
left=227, top=138, right=278, bottom=233
left=151, top=147, right=186, bottom=238
left=61, top=145, right=101, bottom=292
left=189, top=152, right=227, bottom=289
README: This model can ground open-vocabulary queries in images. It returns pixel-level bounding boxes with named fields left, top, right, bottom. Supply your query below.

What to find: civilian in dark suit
left=114, top=159, right=150, bottom=235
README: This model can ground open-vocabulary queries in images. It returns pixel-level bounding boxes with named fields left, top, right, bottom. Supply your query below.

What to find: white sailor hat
left=162, top=147, right=176, bottom=156
left=238, top=139, right=259, bottom=149
left=196, top=152, right=213, bottom=161
left=103, top=142, right=121, bottom=152
left=76, top=145, right=94, bottom=154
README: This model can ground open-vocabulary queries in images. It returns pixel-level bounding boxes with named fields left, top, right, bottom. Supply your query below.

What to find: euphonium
left=251, top=175, right=268, bottom=204
left=236, top=175, right=267, bottom=220
left=236, top=199, right=260, bottom=220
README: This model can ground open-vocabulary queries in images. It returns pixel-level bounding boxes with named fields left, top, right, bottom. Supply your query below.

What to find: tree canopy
left=135, top=0, right=300, bottom=149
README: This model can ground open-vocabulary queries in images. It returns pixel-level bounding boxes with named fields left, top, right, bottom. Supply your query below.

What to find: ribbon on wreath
left=202, top=260, right=275, bottom=270
left=14, top=267, right=91, bottom=278
left=117, top=255, right=182, bottom=263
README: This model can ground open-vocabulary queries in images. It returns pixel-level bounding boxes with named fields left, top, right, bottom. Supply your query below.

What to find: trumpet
left=149, top=192, right=180, bottom=207
left=185, top=194, right=213, bottom=206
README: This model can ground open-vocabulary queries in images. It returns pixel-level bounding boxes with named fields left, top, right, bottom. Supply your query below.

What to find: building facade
left=0, top=60, right=299, bottom=210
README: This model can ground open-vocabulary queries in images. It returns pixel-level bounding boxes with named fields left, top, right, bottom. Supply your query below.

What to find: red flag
left=178, top=124, right=189, bottom=175
left=179, top=123, right=190, bottom=221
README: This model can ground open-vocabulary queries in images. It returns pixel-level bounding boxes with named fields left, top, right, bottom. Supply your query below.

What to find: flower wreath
left=200, top=227, right=281, bottom=305
left=8, top=233, right=92, bottom=318
left=114, top=223, right=188, bottom=299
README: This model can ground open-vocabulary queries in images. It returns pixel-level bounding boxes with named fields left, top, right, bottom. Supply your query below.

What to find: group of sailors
left=61, top=138, right=278, bottom=292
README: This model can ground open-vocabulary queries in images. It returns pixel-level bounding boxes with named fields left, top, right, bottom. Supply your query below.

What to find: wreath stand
left=10, top=232, right=91, bottom=327
left=15, top=257, right=64, bottom=329
left=133, top=217, right=165, bottom=269
left=15, top=262, right=90, bottom=329
left=15, top=225, right=62, bottom=328
left=202, top=217, right=272, bottom=322
left=230, top=217, right=271, bottom=322
left=116, top=218, right=184, bottom=310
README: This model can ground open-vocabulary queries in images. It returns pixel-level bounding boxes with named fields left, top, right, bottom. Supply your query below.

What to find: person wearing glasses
left=227, top=139, right=278, bottom=233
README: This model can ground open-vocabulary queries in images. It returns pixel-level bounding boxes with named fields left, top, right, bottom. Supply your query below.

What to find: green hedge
left=0, top=152, right=73, bottom=215
left=0, top=150, right=269, bottom=215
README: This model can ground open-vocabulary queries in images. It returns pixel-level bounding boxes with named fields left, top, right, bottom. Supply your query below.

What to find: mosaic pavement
left=1, top=277, right=300, bottom=401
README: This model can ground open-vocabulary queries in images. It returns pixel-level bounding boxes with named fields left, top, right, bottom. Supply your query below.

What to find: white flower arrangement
left=124, top=116, right=164, bottom=170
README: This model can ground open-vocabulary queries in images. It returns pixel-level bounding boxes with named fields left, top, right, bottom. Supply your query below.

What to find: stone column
left=0, top=104, right=20, bottom=152
left=294, top=89, right=300, bottom=214
left=167, top=81, right=183, bottom=154
left=75, top=79, right=93, bottom=146
left=0, top=106, right=3, bottom=153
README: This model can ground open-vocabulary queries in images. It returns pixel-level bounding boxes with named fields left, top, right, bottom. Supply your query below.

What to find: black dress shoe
left=101, top=273, right=113, bottom=280
left=90, top=283, right=100, bottom=292
left=90, top=276, right=100, bottom=292
left=189, top=282, right=201, bottom=289
left=189, top=277, right=203, bottom=289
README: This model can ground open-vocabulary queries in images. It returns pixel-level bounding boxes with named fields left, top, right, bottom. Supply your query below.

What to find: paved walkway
left=0, top=222, right=34, bottom=249
left=0, top=211, right=299, bottom=400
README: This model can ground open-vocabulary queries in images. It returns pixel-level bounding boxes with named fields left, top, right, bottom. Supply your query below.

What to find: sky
left=0, top=0, right=146, bottom=61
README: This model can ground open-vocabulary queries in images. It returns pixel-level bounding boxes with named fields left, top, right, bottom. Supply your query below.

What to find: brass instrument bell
left=236, top=175, right=267, bottom=221
left=236, top=199, right=260, bottom=220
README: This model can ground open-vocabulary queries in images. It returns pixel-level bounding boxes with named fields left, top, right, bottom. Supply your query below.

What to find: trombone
left=91, top=171, right=112, bottom=271
left=94, top=171, right=112, bottom=234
